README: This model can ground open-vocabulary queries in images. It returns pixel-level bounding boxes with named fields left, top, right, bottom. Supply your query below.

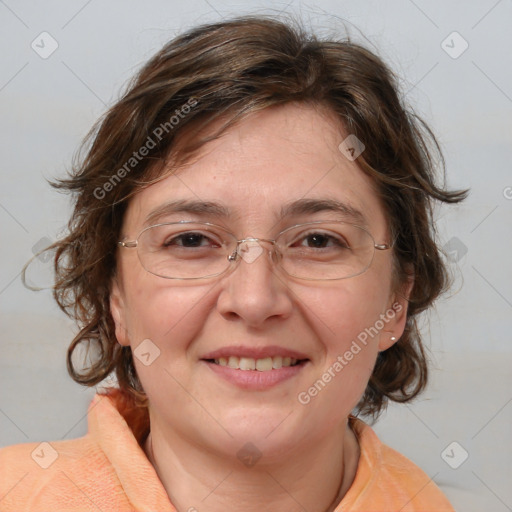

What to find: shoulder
left=0, top=391, right=153, bottom=511
left=0, top=436, right=114, bottom=511
left=0, top=435, right=95, bottom=481
left=338, top=418, right=455, bottom=511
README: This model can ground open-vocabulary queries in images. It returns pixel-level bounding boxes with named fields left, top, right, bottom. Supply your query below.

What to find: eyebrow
left=143, top=197, right=367, bottom=228
left=279, top=198, right=367, bottom=227
left=143, top=199, right=230, bottom=228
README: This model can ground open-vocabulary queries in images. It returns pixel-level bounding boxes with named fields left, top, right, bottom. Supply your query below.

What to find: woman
left=0, top=16, right=466, bottom=511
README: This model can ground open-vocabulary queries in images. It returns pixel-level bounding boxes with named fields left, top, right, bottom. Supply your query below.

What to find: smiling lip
left=201, top=345, right=310, bottom=391
left=201, top=345, right=309, bottom=361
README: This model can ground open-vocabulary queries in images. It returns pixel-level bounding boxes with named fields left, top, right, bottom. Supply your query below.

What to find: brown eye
left=165, top=232, right=214, bottom=248
left=295, top=232, right=349, bottom=249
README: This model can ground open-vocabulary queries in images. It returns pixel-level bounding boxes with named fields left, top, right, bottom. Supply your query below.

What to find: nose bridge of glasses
left=228, top=237, right=277, bottom=266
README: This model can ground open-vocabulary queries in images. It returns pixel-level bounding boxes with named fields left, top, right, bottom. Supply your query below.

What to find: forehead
left=123, top=103, right=387, bottom=235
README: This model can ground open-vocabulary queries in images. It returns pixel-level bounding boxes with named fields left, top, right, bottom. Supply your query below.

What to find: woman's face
left=111, top=103, right=409, bottom=459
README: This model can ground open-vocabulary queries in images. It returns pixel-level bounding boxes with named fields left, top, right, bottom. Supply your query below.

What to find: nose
left=216, top=238, right=293, bottom=327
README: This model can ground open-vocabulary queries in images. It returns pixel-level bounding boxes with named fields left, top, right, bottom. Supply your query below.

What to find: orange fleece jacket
left=0, top=390, right=454, bottom=511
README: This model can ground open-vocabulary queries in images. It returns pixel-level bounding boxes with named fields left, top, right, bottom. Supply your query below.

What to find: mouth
left=200, top=347, right=310, bottom=390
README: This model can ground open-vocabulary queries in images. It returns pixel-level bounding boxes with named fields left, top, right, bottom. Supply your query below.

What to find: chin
left=217, top=405, right=310, bottom=451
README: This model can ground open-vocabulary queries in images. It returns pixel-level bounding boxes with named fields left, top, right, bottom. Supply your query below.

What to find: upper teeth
left=214, top=356, right=298, bottom=371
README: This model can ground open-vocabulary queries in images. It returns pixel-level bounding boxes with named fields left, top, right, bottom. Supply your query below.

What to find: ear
left=378, top=271, right=414, bottom=351
left=110, top=278, right=130, bottom=346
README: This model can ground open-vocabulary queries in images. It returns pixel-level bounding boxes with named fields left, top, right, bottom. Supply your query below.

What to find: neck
left=143, top=419, right=359, bottom=512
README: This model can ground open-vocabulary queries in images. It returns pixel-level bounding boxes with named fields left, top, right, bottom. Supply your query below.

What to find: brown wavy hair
left=31, top=16, right=467, bottom=419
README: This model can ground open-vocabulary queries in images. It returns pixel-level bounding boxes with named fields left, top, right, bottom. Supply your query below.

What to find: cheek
left=120, top=270, right=214, bottom=351
left=121, top=279, right=218, bottom=402
left=297, top=306, right=379, bottom=431
left=303, top=270, right=391, bottom=351
left=294, top=270, right=391, bottom=418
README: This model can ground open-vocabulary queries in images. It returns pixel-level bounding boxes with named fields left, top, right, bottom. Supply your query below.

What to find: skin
left=110, top=103, right=412, bottom=512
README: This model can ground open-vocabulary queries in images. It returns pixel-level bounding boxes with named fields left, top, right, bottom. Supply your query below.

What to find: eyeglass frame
left=117, top=220, right=394, bottom=281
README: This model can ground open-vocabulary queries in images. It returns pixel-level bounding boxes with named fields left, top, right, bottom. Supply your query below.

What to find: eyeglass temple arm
left=118, top=241, right=138, bottom=248
left=374, top=243, right=392, bottom=251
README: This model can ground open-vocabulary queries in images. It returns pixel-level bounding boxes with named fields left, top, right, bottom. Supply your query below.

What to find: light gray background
left=1, top=1, right=511, bottom=510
